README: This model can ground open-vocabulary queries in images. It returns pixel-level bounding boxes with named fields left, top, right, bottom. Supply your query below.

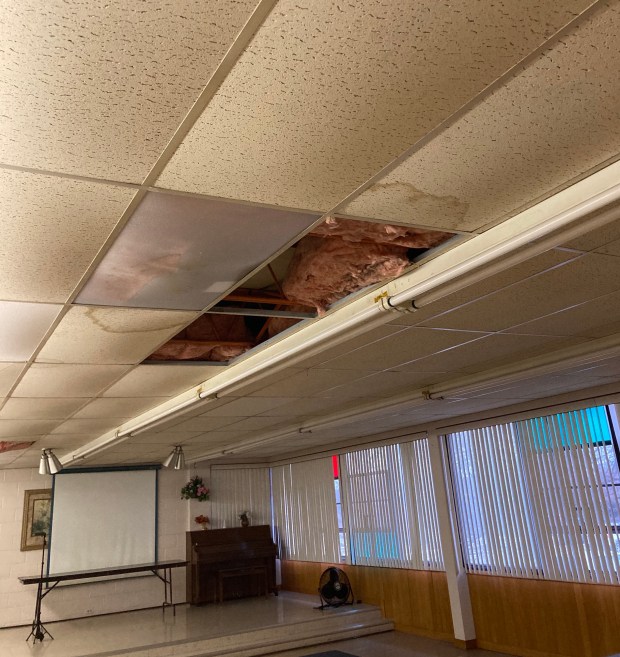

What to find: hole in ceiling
left=145, top=216, right=454, bottom=364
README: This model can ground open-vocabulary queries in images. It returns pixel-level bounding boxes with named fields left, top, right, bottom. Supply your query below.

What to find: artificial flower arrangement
left=181, top=476, right=210, bottom=501
left=194, top=514, right=210, bottom=528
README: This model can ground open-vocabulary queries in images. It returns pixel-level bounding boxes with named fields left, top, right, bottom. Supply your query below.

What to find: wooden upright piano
left=186, top=525, right=278, bottom=604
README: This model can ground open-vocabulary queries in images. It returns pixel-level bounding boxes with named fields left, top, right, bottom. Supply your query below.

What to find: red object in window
left=332, top=454, right=339, bottom=479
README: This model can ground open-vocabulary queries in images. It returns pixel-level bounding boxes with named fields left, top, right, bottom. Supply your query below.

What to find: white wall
left=0, top=467, right=192, bottom=628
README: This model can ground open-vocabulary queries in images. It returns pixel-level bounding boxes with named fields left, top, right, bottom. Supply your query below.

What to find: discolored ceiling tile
left=0, top=0, right=259, bottom=182
left=0, top=363, right=25, bottom=397
left=158, top=0, right=591, bottom=210
left=0, top=398, right=86, bottom=420
left=0, top=301, right=61, bottom=362
left=0, top=170, right=135, bottom=302
left=36, top=306, right=197, bottom=365
left=103, top=364, right=222, bottom=398
left=344, top=3, right=620, bottom=231
left=12, top=363, right=130, bottom=398
left=75, top=192, right=320, bottom=309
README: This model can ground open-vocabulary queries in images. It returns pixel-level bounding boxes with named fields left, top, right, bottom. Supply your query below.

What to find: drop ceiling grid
left=501, top=289, right=620, bottom=339
left=312, top=327, right=493, bottom=373
left=416, top=252, right=620, bottom=333
left=385, top=248, right=580, bottom=328
left=342, top=2, right=620, bottom=231
left=0, top=0, right=261, bottom=181
left=156, top=0, right=593, bottom=211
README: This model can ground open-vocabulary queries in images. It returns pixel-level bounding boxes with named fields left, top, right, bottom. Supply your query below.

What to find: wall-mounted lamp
left=162, top=446, right=185, bottom=470
left=38, top=449, right=63, bottom=475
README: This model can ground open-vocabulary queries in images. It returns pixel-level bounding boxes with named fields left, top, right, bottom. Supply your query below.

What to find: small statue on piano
left=238, top=511, right=250, bottom=528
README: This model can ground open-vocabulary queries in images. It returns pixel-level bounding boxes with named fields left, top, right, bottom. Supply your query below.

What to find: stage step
left=92, top=605, right=393, bottom=657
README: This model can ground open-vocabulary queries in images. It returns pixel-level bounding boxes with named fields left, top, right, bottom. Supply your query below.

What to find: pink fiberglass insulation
left=149, top=314, right=254, bottom=362
left=281, top=236, right=412, bottom=314
left=280, top=220, right=452, bottom=314
left=310, top=216, right=451, bottom=249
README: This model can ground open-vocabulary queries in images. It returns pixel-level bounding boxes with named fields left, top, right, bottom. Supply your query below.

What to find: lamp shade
left=38, top=450, right=51, bottom=475
left=163, top=446, right=185, bottom=469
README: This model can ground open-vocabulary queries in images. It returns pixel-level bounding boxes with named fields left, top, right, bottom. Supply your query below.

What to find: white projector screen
left=49, top=468, right=157, bottom=575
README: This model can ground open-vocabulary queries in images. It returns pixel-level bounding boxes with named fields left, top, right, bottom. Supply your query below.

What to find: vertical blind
left=448, top=406, right=620, bottom=584
left=272, top=457, right=340, bottom=563
left=340, top=441, right=443, bottom=570
left=210, top=466, right=272, bottom=529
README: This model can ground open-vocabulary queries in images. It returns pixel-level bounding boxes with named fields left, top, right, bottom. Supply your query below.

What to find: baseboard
left=453, top=638, right=477, bottom=650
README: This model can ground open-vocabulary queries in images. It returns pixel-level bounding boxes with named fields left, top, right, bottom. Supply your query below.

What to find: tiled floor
left=0, top=592, right=512, bottom=657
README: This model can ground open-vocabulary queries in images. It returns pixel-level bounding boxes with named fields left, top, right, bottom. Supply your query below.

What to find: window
left=339, top=441, right=443, bottom=570
left=448, top=405, right=620, bottom=584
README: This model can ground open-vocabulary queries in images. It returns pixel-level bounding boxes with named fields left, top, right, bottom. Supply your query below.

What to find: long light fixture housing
left=64, top=161, right=620, bottom=467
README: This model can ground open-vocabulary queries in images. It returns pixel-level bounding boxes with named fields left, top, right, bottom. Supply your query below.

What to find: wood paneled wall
left=469, top=574, right=620, bottom=657
left=280, top=560, right=453, bottom=639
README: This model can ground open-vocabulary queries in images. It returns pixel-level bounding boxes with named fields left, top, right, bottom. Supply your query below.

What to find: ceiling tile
left=248, top=368, right=369, bottom=398
left=160, top=415, right=241, bottom=434
left=157, top=0, right=590, bottom=210
left=396, top=333, right=587, bottom=374
left=201, top=396, right=297, bottom=417
left=0, top=398, right=85, bottom=420
left=220, top=416, right=286, bottom=432
left=0, top=363, right=25, bottom=397
left=297, top=325, right=407, bottom=369
left=75, top=192, right=320, bottom=309
left=315, top=327, right=486, bottom=372
left=36, top=306, right=197, bottom=364
left=419, top=253, right=620, bottom=332
left=0, top=301, right=61, bottom=362
left=13, top=363, right=130, bottom=398
left=50, top=418, right=120, bottom=435
left=130, top=431, right=203, bottom=445
left=258, top=396, right=360, bottom=418
left=103, top=364, right=222, bottom=398
left=71, top=397, right=169, bottom=420
left=0, top=0, right=258, bottom=181
left=387, top=249, right=579, bottom=328
left=563, top=217, right=620, bottom=252
left=0, top=420, right=59, bottom=438
left=502, top=289, right=620, bottom=339
left=343, top=3, right=620, bottom=230
left=315, top=370, right=454, bottom=400
left=0, top=170, right=135, bottom=302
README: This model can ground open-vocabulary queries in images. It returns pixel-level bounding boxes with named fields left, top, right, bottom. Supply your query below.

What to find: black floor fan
left=316, top=567, right=354, bottom=609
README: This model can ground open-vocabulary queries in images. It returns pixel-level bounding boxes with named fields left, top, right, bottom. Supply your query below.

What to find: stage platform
left=0, top=592, right=393, bottom=657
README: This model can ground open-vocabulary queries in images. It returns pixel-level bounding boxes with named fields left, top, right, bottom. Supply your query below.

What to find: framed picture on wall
left=21, top=489, right=52, bottom=551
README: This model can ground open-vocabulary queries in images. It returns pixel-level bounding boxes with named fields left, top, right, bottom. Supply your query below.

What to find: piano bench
left=216, top=565, right=269, bottom=603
